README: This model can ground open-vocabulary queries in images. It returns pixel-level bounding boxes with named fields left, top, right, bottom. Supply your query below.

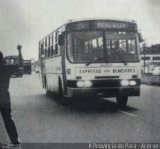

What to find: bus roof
left=65, top=18, right=136, bottom=24
left=39, top=18, right=137, bottom=42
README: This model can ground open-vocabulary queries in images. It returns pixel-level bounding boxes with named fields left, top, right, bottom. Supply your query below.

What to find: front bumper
left=65, top=79, right=140, bottom=98
left=66, top=86, right=140, bottom=98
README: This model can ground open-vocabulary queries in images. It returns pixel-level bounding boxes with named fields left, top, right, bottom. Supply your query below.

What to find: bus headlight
left=84, top=80, right=92, bottom=87
left=76, top=80, right=92, bottom=88
left=120, top=80, right=129, bottom=86
left=77, top=81, right=84, bottom=87
left=129, top=80, right=136, bottom=86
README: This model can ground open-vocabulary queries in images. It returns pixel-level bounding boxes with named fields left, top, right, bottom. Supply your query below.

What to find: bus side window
left=55, top=31, right=59, bottom=55
left=50, top=35, right=53, bottom=57
left=48, top=47, right=51, bottom=57
left=47, top=36, right=50, bottom=57
left=41, top=44, right=44, bottom=55
left=45, top=38, right=47, bottom=47
left=48, top=36, right=50, bottom=57
left=50, top=35, right=52, bottom=47
left=55, top=44, right=58, bottom=55
left=45, top=38, right=48, bottom=57
left=50, top=45, right=53, bottom=56
left=52, top=34, right=55, bottom=56
left=45, top=48, right=47, bottom=58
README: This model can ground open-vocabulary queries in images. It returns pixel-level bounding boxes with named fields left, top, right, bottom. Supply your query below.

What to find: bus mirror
left=58, top=34, right=64, bottom=46
left=138, top=33, right=144, bottom=42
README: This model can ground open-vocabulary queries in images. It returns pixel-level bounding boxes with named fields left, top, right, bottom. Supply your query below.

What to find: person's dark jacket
left=0, top=64, right=11, bottom=92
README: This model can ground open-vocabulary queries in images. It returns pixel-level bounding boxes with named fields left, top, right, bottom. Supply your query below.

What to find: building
left=141, top=44, right=160, bottom=73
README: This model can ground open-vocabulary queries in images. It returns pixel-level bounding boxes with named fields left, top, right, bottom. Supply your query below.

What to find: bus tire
left=44, top=76, right=50, bottom=97
left=19, top=74, right=23, bottom=77
left=58, top=78, right=68, bottom=105
left=58, top=78, right=63, bottom=96
left=116, top=96, right=128, bottom=108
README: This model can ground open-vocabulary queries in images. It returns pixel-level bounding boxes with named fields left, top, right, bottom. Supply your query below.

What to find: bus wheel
left=116, top=96, right=128, bottom=108
left=44, top=77, right=50, bottom=97
left=19, top=74, right=23, bottom=77
left=58, top=79, right=67, bottom=105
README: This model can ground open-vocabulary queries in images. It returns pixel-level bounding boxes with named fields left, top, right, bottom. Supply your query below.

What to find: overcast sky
left=0, top=0, right=160, bottom=60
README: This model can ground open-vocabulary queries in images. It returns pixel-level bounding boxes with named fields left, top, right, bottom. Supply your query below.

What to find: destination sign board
left=66, top=20, right=137, bottom=32
left=97, top=22, right=126, bottom=29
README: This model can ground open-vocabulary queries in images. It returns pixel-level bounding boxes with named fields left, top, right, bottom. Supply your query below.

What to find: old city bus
left=39, top=19, right=142, bottom=107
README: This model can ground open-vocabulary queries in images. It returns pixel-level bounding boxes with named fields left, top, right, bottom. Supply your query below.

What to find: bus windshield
left=67, top=31, right=139, bottom=63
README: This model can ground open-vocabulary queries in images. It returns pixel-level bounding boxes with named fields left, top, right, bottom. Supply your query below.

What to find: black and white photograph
left=0, top=0, right=160, bottom=149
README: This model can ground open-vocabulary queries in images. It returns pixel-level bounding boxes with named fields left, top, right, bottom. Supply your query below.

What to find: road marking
left=117, top=110, right=138, bottom=118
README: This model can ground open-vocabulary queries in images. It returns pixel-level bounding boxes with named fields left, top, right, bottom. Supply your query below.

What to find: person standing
left=0, top=51, right=20, bottom=146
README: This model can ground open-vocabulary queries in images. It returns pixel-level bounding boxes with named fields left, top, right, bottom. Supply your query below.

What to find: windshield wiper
left=85, top=57, right=105, bottom=66
left=121, top=57, right=127, bottom=65
left=85, top=53, right=127, bottom=66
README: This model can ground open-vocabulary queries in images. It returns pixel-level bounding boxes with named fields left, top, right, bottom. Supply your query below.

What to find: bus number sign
left=66, top=69, right=71, bottom=75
